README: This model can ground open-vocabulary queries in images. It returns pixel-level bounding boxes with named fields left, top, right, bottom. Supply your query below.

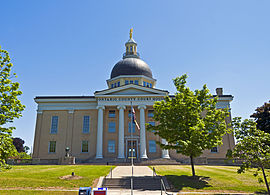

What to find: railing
left=153, top=167, right=171, bottom=195
left=103, top=167, right=113, bottom=185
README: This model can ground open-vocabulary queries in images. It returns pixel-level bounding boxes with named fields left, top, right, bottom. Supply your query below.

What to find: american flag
left=132, top=107, right=140, bottom=130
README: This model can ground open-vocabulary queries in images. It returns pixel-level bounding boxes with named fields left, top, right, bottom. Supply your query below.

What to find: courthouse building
left=32, top=31, right=235, bottom=163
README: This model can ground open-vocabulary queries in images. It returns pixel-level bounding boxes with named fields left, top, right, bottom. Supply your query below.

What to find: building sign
left=97, top=97, right=164, bottom=102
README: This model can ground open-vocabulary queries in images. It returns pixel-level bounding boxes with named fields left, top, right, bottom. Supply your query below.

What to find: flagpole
left=131, top=101, right=133, bottom=195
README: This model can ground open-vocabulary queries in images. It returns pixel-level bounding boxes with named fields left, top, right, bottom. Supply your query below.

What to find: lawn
left=152, top=165, right=269, bottom=193
left=0, top=165, right=114, bottom=191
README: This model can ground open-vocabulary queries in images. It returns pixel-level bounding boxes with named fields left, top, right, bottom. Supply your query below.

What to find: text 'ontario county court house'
left=32, top=30, right=235, bottom=164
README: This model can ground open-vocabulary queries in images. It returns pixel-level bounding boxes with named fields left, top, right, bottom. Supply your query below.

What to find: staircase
left=102, top=176, right=170, bottom=190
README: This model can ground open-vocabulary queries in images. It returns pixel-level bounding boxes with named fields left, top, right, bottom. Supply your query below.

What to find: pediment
left=95, top=84, right=168, bottom=96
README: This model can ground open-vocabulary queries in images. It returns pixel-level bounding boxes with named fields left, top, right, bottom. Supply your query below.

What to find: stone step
left=102, top=177, right=170, bottom=190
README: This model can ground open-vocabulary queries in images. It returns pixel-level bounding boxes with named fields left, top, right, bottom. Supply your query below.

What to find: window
left=125, top=80, right=129, bottom=85
left=48, top=141, right=56, bottom=153
left=130, top=80, right=133, bottom=84
left=130, top=46, right=133, bottom=52
left=148, top=110, right=154, bottom=118
left=134, top=80, right=138, bottom=85
left=211, top=147, right=218, bottom=153
left=117, top=82, right=120, bottom=87
left=108, top=122, right=116, bottom=133
left=128, top=122, right=135, bottom=133
left=149, top=140, right=156, bottom=153
left=111, top=84, right=113, bottom=88
left=109, top=110, right=115, bottom=118
left=150, top=83, right=152, bottom=88
left=147, top=82, right=150, bottom=87
left=148, top=121, right=155, bottom=132
left=108, top=140, right=115, bottom=153
left=83, top=116, right=90, bottom=133
left=114, top=83, right=117, bottom=88
left=81, top=140, right=89, bottom=153
left=50, top=116, right=58, bottom=134
left=143, top=81, right=146, bottom=87
left=128, top=110, right=132, bottom=118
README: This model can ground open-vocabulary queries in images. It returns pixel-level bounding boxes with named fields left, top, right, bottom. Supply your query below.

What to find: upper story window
left=108, top=122, right=116, bottom=133
left=81, top=140, right=89, bottom=153
left=147, top=82, right=150, bottom=87
left=128, top=122, right=136, bottom=133
left=148, top=110, right=154, bottom=118
left=125, top=80, right=129, bottom=85
left=50, top=116, right=58, bottom=134
left=143, top=81, right=146, bottom=87
left=148, top=121, right=155, bottom=132
left=150, top=83, right=152, bottom=88
left=130, top=46, right=133, bottom=52
left=109, top=110, right=115, bottom=118
left=83, top=116, right=90, bottom=133
left=48, top=141, right=56, bottom=153
left=114, top=83, right=117, bottom=88
left=135, top=80, right=139, bottom=85
left=130, top=80, right=133, bottom=84
left=111, top=84, right=113, bottom=88
left=117, top=82, right=120, bottom=87
left=149, top=140, right=156, bottom=153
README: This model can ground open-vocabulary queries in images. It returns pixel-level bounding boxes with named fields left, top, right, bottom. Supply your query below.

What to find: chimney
left=216, top=88, right=223, bottom=96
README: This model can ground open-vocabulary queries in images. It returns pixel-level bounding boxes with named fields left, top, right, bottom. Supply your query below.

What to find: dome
left=110, top=58, right=153, bottom=79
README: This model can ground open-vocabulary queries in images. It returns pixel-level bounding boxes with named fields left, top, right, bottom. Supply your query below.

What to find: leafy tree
left=13, top=137, right=25, bottom=153
left=227, top=117, right=270, bottom=194
left=147, top=74, right=230, bottom=177
left=251, top=101, right=270, bottom=134
left=0, top=46, right=25, bottom=170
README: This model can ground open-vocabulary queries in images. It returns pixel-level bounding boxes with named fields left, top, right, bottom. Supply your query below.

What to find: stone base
left=59, top=156, right=76, bottom=165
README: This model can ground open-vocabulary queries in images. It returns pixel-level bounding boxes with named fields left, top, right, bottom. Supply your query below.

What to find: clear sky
left=1, top=0, right=269, bottom=149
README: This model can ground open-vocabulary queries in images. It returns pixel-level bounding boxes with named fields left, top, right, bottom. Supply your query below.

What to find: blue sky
left=1, top=0, right=269, bottom=149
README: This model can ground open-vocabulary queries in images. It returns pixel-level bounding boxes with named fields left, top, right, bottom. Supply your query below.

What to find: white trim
left=35, top=98, right=96, bottom=103
left=95, top=84, right=168, bottom=96
left=107, top=75, right=157, bottom=83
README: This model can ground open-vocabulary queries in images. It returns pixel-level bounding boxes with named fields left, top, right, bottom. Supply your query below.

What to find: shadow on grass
left=165, top=175, right=212, bottom=190
left=255, top=189, right=268, bottom=194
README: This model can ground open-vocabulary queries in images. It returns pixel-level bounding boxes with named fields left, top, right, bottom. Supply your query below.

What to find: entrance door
left=127, top=140, right=137, bottom=159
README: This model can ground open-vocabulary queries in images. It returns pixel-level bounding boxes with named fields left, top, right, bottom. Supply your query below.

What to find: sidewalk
left=106, top=166, right=153, bottom=178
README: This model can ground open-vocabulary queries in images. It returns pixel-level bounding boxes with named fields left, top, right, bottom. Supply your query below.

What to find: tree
left=0, top=46, right=25, bottom=170
left=147, top=74, right=230, bottom=177
left=227, top=117, right=270, bottom=194
left=251, top=101, right=270, bottom=134
left=13, top=137, right=25, bottom=153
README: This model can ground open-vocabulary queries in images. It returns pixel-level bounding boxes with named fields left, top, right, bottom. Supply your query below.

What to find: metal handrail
left=153, top=167, right=171, bottom=195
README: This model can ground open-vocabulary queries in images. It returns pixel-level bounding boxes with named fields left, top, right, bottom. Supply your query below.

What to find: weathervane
left=130, top=28, right=133, bottom=39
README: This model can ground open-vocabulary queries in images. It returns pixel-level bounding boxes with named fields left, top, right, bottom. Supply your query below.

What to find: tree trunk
left=190, top=155, right=196, bottom=177
left=261, top=165, right=270, bottom=195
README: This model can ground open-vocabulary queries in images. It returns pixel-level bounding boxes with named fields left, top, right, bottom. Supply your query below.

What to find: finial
left=129, top=28, right=133, bottom=39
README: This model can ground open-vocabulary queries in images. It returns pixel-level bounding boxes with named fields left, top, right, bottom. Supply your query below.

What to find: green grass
left=0, top=190, right=77, bottom=195
left=151, top=165, right=269, bottom=193
left=0, top=165, right=114, bottom=190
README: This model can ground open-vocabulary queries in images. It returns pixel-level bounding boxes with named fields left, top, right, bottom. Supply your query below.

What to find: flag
left=132, top=107, right=140, bottom=130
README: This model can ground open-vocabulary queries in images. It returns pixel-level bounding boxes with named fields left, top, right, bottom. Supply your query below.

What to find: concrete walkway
left=107, top=166, right=153, bottom=178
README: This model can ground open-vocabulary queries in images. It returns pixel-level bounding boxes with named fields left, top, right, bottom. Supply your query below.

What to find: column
left=65, top=110, right=74, bottom=156
left=117, top=105, right=126, bottom=158
left=138, top=105, right=148, bottom=159
left=96, top=105, right=105, bottom=159
left=161, top=139, right=170, bottom=159
left=32, top=110, right=43, bottom=158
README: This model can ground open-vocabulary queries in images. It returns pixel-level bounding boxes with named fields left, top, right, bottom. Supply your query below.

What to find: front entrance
left=125, top=138, right=139, bottom=160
